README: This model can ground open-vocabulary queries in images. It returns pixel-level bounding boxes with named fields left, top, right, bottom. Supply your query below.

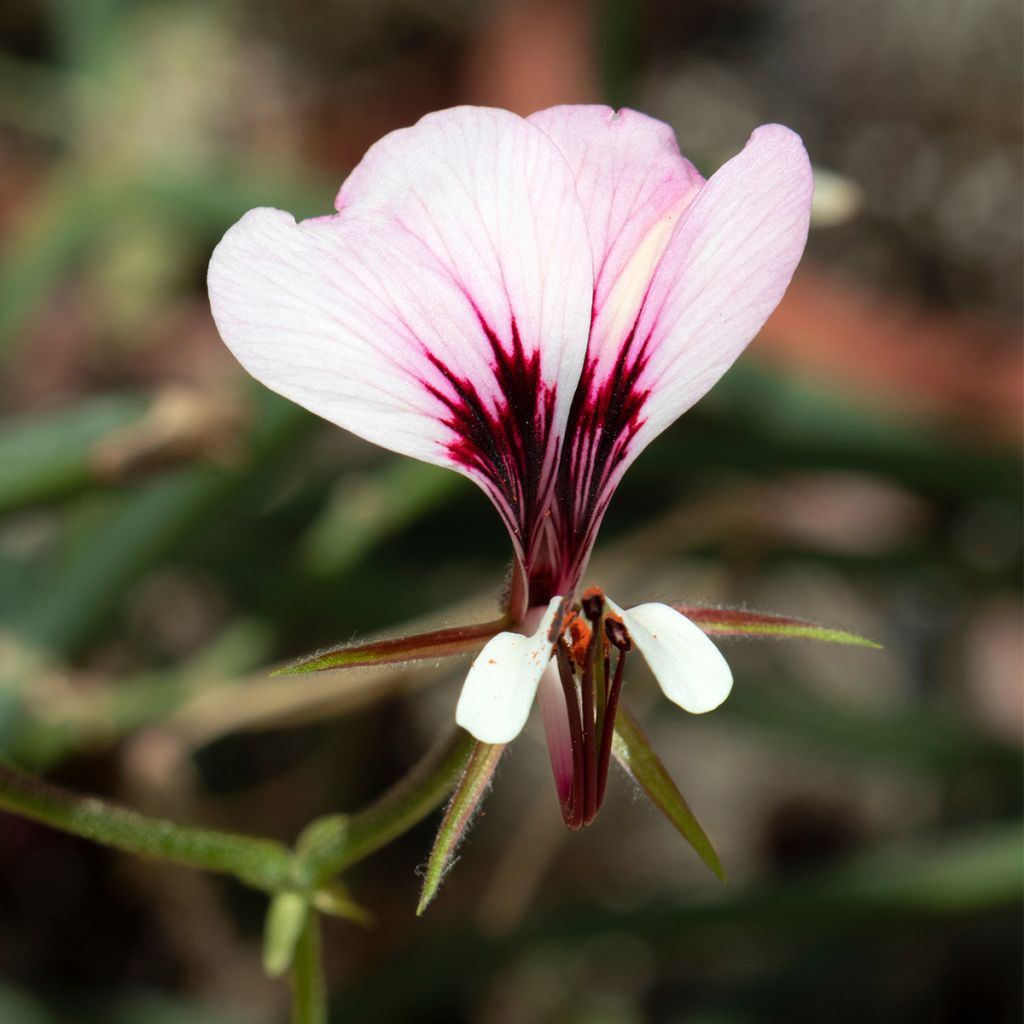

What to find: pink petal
left=622, top=123, right=813, bottom=453
left=522, top=106, right=706, bottom=591
left=559, top=124, right=812, bottom=573
left=528, top=106, right=703, bottom=324
left=209, top=108, right=593, bottom=565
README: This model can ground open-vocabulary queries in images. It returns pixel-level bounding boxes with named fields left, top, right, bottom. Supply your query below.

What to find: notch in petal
left=528, top=106, right=703, bottom=326
left=455, top=597, right=564, bottom=744
left=607, top=600, right=733, bottom=714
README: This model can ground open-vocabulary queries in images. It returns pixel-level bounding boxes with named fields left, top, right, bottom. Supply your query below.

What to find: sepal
left=675, top=606, right=882, bottom=648
left=273, top=618, right=509, bottom=676
left=417, top=738, right=504, bottom=914
left=612, top=703, right=726, bottom=882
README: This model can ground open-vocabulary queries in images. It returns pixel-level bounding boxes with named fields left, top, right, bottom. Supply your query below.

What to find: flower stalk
left=291, top=913, right=327, bottom=1024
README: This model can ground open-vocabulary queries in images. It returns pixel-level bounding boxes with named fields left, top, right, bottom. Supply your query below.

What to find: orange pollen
left=567, top=616, right=592, bottom=669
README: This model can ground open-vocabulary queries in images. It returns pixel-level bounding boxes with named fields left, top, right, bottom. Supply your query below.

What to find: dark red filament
left=556, top=590, right=631, bottom=830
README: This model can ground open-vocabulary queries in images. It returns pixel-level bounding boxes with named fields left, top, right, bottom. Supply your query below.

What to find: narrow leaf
left=675, top=606, right=881, bottom=648
left=273, top=619, right=508, bottom=676
left=612, top=705, right=726, bottom=882
left=417, top=739, right=504, bottom=915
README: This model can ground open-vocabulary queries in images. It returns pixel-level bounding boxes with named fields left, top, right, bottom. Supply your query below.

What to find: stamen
left=580, top=588, right=607, bottom=827
left=580, top=622, right=598, bottom=824
left=567, top=614, right=592, bottom=669
left=555, top=640, right=585, bottom=830
left=597, top=616, right=631, bottom=806
left=554, top=589, right=633, bottom=830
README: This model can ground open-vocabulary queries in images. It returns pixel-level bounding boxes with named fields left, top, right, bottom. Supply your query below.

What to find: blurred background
left=0, top=0, right=1020, bottom=1021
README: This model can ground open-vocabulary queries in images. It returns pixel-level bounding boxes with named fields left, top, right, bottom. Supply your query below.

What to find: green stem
left=0, top=760, right=293, bottom=892
left=291, top=914, right=327, bottom=1024
left=301, top=728, right=476, bottom=883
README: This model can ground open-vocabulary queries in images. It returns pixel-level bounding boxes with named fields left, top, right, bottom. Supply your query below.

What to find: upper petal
left=542, top=123, right=811, bottom=593
left=455, top=597, right=564, bottom=744
left=209, top=107, right=594, bottom=561
left=623, top=124, right=813, bottom=447
left=608, top=600, right=733, bottom=714
left=527, top=105, right=703, bottom=327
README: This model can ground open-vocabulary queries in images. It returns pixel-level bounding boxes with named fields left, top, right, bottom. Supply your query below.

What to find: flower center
left=553, top=586, right=631, bottom=829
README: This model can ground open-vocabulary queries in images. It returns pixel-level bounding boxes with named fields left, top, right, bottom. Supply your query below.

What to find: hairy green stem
left=291, top=914, right=327, bottom=1024
left=0, top=760, right=293, bottom=892
left=299, top=727, right=476, bottom=883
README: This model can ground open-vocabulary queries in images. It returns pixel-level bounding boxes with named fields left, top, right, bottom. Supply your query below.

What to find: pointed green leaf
left=612, top=705, right=726, bottom=882
left=272, top=618, right=508, bottom=676
left=675, top=606, right=882, bottom=648
left=417, top=739, right=504, bottom=915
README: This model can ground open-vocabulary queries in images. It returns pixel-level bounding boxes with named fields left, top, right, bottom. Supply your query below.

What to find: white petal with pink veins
left=627, top=123, right=814, bottom=448
left=456, top=598, right=564, bottom=744
left=607, top=600, right=733, bottom=714
left=334, top=106, right=592, bottom=425
left=208, top=107, right=594, bottom=560
left=528, top=106, right=703, bottom=326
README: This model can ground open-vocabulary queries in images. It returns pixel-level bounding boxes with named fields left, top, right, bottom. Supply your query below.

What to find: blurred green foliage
left=0, top=1, right=1019, bottom=1022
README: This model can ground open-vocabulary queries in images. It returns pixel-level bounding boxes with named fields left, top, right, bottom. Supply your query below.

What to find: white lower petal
left=455, top=598, right=564, bottom=744
left=607, top=599, right=733, bottom=713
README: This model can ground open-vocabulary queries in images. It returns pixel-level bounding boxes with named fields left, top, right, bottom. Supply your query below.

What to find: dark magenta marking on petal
left=420, top=310, right=559, bottom=598
left=553, top=315, right=653, bottom=589
left=418, top=299, right=654, bottom=608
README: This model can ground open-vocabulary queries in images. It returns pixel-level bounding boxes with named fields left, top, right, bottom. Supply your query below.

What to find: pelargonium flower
left=209, top=105, right=813, bottom=832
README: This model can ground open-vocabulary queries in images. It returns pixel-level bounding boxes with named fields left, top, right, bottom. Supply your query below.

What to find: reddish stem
left=596, top=648, right=627, bottom=807
left=580, top=627, right=598, bottom=826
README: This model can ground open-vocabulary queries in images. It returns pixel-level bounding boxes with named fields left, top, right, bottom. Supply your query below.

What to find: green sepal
left=272, top=618, right=508, bottom=676
left=417, top=738, right=504, bottom=915
left=675, top=606, right=882, bottom=648
left=612, top=704, right=726, bottom=883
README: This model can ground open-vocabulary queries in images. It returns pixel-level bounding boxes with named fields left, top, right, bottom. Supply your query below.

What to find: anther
left=568, top=616, right=592, bottom=669
left=580, top=585, right=605, bottom=623
left=605, top=615, right=631, bottom=652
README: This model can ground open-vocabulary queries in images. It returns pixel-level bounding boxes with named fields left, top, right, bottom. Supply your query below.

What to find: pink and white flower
left=208, top=105, right=812, bottom=829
